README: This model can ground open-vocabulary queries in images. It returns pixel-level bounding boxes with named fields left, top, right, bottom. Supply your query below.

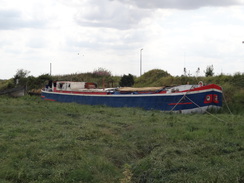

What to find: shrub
left=205, top=65, right=214, bottom=77
left=119, top=74, right=134, bottom=87
left=135, top=69, right=171, bottom=87
left=13, top=69, right=30, bottom=86
left=92, top=68, right=111, bottom=77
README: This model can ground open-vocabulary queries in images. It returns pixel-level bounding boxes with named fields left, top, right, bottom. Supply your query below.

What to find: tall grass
left=1, top=71, right=244, bottom=113
left=0, top=96, right=243, bottom=182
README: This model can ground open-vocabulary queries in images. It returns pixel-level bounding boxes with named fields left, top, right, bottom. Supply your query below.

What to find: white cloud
left=117, top=0, right=244, bottom=9
left=0, top=9, right=46, bottom=30
left=74, top=0, right=152, bottom=30
left=0, top=0, right=244, bottom=79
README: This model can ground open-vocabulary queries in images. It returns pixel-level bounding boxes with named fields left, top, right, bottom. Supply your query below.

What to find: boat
left=41, top=81, right=222, bottom=113
left=0, top=86, right=26, bottom=97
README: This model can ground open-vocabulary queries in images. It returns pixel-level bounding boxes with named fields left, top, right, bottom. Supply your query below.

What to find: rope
left=169, top=84, right=228, bottom=123
left=185, top=96, right=228, bottom=123
left=222, top=90, right=233, bottom=115
left=170, top=94, right=186, bottom=112
left=170, top=85, right=195, bottom=112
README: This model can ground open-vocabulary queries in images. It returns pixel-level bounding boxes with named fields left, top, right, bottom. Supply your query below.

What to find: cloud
left=0, top=0, right=244, bottom=79
left=73, top=0, right=244, bottom=31
left=0, top=9, right=46, bottom=30
left=117, top=0, right=244, bottom=10
left=74, top=0, right=152, bottom=30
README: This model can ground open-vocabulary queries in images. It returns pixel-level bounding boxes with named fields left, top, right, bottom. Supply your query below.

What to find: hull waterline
left=41, top=85, right=222, bottom=113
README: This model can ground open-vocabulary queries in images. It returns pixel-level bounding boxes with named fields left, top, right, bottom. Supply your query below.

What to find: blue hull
left=41, top=90, right=222, bottom=112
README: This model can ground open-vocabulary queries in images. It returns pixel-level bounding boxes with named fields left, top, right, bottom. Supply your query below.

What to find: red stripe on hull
left=168, top=102, right=193, bottom=105
left=54, top=91, right=107, bottom=95
left=44, top=98, right=56, bottom=101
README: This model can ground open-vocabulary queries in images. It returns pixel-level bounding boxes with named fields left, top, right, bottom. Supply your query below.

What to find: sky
left=1, top=0, right=244, bottom=79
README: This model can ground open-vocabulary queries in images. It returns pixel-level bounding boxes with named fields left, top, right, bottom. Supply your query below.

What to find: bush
left=205, top=65, right=214, bottom=77
left=0, top=79, right=15, bottom=90
left=92, top=68, right=111, bottom=77
left=135, top=69, right=171, bottom=87
left=228, top=88, right=244, bottom=113
left=119, top=74, right=134, bottom=87
left=232, top=72, right=244, bottom=88
left=13, top=69, right=30, bottom=86
left=27, top=74, right=52, bottom=90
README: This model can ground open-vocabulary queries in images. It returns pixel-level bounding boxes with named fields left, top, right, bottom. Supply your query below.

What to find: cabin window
left=58, top=83, right=63, bottom=89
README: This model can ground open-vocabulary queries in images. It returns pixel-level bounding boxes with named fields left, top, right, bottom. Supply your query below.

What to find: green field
left=0, top=96, right=243, bottom=183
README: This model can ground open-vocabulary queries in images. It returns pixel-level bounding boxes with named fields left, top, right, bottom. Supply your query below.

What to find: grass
left=0, top=96, right=243, bottom=183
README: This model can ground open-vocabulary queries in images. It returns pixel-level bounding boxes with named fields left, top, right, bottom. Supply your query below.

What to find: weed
left=0, top=96, right=243, bottom=182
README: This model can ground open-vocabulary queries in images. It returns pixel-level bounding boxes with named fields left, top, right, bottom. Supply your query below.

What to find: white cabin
left=55, top=81, right=86, bottom=91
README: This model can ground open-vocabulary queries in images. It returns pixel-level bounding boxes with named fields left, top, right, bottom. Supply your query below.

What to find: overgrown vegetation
left=1, top=68, right=244, bottom=182
left=0, top=96, right=243, bottom=182
left=0, top=69, right=52, bottom=92
left=134, top=69, right=171, bottom=87
left=119, top=74, right=135, bottom=87
left=205, top=65, right=215, bottom=77
left=1, top=68, right=244, bottom=113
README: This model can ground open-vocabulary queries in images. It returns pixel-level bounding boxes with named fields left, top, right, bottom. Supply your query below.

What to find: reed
left=0, top=95, right=243, bottom=183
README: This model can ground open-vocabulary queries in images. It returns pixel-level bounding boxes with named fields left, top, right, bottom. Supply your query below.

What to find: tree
left=119, top=74, right=134, bottom=87
left=92, top=68, right=111, bottom=77
left=205, top=65, right=214, bottom=77
left=13, top=69, right=30, bottom=86
left=27, top=74, right=52, bottom=90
